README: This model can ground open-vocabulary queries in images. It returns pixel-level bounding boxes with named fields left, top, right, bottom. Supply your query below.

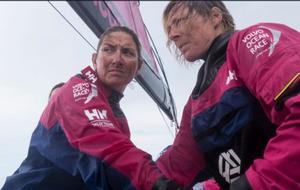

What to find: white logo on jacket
left=242, top=29, right=269, bottom=55
left=242, top=26, right=281, bottom=57
left=84, top=108, right=114, bottom=128
left=73, top=83, right=90, bottom=99
left=226, top=70, right=237, bottom=85
left=85, top=70, right=97, bottom=83
left=218, top=149, right=241, bottom=183
left=258, top=26, right=281, bottom=57
left=72, top=82, right=98, bottom=103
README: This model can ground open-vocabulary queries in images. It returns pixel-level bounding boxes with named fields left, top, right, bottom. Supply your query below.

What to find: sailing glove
left=152, top=176, right=183, bottom=190
left=230, top=175, right=252, bottom=190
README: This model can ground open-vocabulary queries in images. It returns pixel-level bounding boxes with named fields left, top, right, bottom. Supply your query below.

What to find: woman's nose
left=168, top=27, right=180, bottom=42
left=111, top=49, right=123, bottom=65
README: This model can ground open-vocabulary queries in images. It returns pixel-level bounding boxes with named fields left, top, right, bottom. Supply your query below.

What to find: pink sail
left=102, top=1, right=158, bottom=72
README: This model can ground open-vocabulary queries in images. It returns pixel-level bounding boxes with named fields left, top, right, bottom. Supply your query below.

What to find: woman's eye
left=102, top=46, right=114, bottom=53
left=174, top=19, right=181, bottom=26
left=122, top=48, right=136, bottom=57
left=173, top=15, right=189, bottom=28
left=103, top=48, right=111, bottom=52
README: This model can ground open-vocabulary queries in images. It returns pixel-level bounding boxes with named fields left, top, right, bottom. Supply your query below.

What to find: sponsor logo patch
left=72, top=83, right=98, bottom=103
left=85, top=70, right=97, bottom=84
left=242, top=26, right=281, bottom=57
left=84, top=108, right=114, bottom=128
left=73, top=83, right=90, bottom=100
left=218, top=149, right=241, bottom=183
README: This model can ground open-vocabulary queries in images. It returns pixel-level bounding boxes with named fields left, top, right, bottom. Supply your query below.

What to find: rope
left=48, top=1, right=96, bottom=51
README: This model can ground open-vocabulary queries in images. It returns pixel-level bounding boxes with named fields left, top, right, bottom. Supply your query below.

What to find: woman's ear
left=210, top=7, right=222, bottom=27
left=92, top=53, right=97, bottom=69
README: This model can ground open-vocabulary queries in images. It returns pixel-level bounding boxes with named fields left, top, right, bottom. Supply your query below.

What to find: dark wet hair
left=96, top=26, right=143, bottom=68
left=48, top=82, right=65, bottom=100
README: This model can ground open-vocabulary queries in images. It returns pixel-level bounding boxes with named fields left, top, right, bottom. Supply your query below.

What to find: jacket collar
left=81, top=66, right=123, bottom=103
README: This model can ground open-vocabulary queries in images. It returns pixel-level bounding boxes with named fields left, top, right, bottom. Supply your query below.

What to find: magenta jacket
left=3, top=66, right=162, bottom=190
left=157, top=23, right=300, bottom=190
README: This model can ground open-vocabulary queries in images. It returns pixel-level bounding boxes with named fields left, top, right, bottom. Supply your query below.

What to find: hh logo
left=84, top=109, right=114, bottom=128
left=84, top=109, right=107, bottom=121
left=85, top=70, right=97, bottom=84
left=218, top=149, right=241, bottom=183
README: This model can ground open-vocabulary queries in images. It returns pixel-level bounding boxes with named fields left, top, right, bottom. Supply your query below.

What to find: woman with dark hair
left=2, top=26, right=181, bottom=190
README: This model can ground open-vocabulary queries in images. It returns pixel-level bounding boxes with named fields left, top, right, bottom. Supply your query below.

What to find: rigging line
left=48, top=1, right=174, bottom=136
left=103, top=1, right=120, bottom=25
left=48, top=1, right=96, bottom=51
left=157, top=105, right=174, bottom=138
left=106, top=1, right=175, bottom=135
left=103, top=1, right=177, bottom=132
left=144, top=24, right=179, bottom=129
left=115, top=1, right=176, bottom=132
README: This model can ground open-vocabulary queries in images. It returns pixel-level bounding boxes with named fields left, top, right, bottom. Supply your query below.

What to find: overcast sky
left=1, top=1, right=300, bottom=186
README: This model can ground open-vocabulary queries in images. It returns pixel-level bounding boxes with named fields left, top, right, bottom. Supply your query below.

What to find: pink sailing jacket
left=2, top=66, right=162, bottom=190
left=157, top=23, right=300, bottom=190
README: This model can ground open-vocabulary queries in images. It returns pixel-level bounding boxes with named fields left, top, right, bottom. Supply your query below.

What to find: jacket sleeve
left=156, top=98, right=206, bottom=188
left=227, top=23, right=300, bottom=189
left=39, top=76, right=162, bottom=190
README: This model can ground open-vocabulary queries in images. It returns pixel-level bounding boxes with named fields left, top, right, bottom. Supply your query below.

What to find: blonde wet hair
left=163, top=1, right=235, bottom=63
